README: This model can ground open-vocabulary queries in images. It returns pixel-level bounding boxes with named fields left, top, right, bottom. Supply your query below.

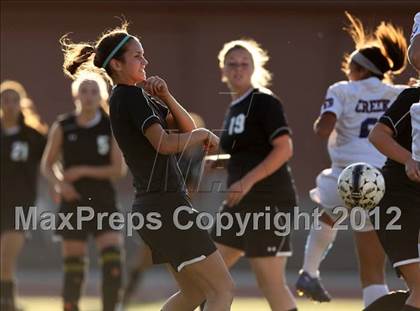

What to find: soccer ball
left=337, top=162, right=385, bottom=210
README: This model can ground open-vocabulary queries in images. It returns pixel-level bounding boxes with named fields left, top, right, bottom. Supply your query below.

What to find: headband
left=101, top=35, right=132, bottom=69
left=350, top=50, right=383, bottom=76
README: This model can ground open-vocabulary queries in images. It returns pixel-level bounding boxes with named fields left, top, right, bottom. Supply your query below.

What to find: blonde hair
left=0, top=80, right=48, bottom=134
left=342, top=12, right=407, bottom=81
left=71, top=70, right=110, bottom=113
left=218, top=39, right=272, bottom=90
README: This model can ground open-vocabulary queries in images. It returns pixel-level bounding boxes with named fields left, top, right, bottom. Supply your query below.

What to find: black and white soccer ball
left=337, top=162, right=385, bottom=210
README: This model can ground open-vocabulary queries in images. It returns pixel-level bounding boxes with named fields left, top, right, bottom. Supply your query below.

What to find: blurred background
left=1, top=0, right=418, bottom=309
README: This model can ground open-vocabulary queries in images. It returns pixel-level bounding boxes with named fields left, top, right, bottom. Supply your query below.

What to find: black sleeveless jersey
left=58, top=111, right=116, bottom=203
left=220, top=88, right=297, bottom=204
left=0, top=124, right=46, bottom=209
left=109, top=85, right=186, bottom=200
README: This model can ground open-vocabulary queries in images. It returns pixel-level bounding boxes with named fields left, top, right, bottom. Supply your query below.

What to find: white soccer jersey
left=411, top=103, right=420, bottom=161
left=321, top=77, right=406, bottom=168
left=411, top=12, right=420, bottom=44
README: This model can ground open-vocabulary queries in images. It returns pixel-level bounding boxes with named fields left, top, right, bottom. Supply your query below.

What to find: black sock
left=63, top=257, right=86, bottom=311
left=101, top=246, right=123, bottom=311
left=401, top=305, right=420, bottom=311
left=288, top=309, right=298, bottom=311
left=0, top=280, right=15, bottom=309
left=199, top=300, right=206, bottom=311
left=123, top=267, right=142, bottom=304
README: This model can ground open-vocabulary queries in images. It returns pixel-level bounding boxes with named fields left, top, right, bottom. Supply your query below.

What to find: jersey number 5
left=11, top=141, right=29, bottom=162
left=359, top=118, right=378, bottom=138
left=97, top=135, right=110, bottom=155
left=228, top=114, right=245, bottom=135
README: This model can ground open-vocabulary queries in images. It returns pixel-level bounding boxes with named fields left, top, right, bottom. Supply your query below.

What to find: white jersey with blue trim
left=411, top=103, right=420, bottom=161
left=321, top=77, right=406, bottom=168
left=411, top=12, right=420, bottom=44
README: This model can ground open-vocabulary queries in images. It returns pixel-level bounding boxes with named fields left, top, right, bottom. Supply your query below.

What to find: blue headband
left=101, top=35, right=131, bottom=69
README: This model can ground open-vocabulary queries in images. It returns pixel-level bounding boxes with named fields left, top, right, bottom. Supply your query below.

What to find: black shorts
left=371, top=171, right=420, bottom=270
left=55, top=198, right=120, bottom=241
left=211, top=198, right=293, bottom=258
left=133, top=193, right=217, bottom=272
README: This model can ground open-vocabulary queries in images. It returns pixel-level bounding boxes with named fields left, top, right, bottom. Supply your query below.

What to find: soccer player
left=58, top=22, right=234, bottom=311
left=369, top=86, right=420, bottom=311
left=41, top=71, right=126, bottom=311
left=295, top=12, right=408, bottom=307
left=122, top=112, right=206, bottom=306
left=1, top=81, right=47, bottom=311
left=210, top=38, right=298, bottom=311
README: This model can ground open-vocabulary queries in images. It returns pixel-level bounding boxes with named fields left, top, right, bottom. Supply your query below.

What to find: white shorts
left=309, top=166, right=374, bottom=232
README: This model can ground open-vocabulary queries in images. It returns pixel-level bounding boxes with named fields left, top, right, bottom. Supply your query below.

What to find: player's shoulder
left=396, top=86, right=420, bottom=102
left=252, top=88, right=282, bottom=106
left=111, top=84, right=147, bottom=104
left=56, top=112, right=75, bottom=124
left=327, top=80, right=351, bottom=93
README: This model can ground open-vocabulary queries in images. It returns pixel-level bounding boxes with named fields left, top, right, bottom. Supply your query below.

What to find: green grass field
left=19, top=296, right=363, bottom=311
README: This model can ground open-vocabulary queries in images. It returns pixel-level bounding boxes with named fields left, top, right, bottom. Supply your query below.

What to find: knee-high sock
left=63, top=257, right=86, bottom=311
left=302, top=221, right=337, bottom=278
left=101, top=246, right=123, bottom=311
left=0, top=280, right=16, bottom=310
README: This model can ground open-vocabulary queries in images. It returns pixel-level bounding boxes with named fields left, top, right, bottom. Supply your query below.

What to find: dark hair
left=342, top=12, right=407, bottom=80
left=60, top=21, right=134, bottom=81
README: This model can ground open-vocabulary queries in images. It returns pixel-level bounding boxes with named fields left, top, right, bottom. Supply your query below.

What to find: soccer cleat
left=295, top=270, right=331, bottom=303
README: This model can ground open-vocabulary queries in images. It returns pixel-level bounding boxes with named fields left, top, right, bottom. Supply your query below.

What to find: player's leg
left=95, top=231, right=124, bottom=311
left=354, top=227, right=388, bottom=307
left=62, top=240, right=87, bottom=311
left=296, top=168, right=341, bottom=302
left=399, top=263, right=420, bottom=309
left=162, top=251, right=234, bottom=311
left=122, top=242, right=153, bottom=305
left=0, top=231, right=25, bottom=311
left=250, top=256, right=297, bottom=311
left=296, top=210, right=335, bottom=302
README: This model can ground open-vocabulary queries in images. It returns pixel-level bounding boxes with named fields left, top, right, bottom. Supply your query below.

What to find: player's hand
left=225, top=177, right=254, bottom=207
left=202, top=130, right=220, bottom=153
left=56, top=181, right=81, bottom=202
left=405, top=158, right=420, bottom=182
left=407, top=77, right=418, bottom=87
left=141, top=76, right=170, bottom=99
left=63, top=166, right=86, bottom=182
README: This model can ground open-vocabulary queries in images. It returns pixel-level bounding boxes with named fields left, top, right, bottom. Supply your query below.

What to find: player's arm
left=368, top=123, right=411, bottom=165
left=142, top=76, right=196, bottom=132
left=369, top=123, right=420, bottom=182
left=244, top=134, right=293, bottom=185
left=62, top=137, right=127, bottom=182
left=313, top=112, right=337, bottom=138
left=41, top=122, right=80, bottom=201
left=144, top=123, right=218, bottom=155
left=225, top=134, right=292, bottom=207
left=408, top=13, right=420, bottom=71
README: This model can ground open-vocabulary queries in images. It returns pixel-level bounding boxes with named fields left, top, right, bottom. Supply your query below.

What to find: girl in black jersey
left=58, top=23, right=234, bottom=311
left=211, top=39, right=298, bottom=311
left=369, top=87, right=420, bottom=311
left=41, top=71, right=126, bottom=311
left=0, top=80, right=47, bottom=311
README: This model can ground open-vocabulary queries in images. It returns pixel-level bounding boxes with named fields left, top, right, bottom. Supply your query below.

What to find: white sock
left=363, top=284, right=389, bottom=307
left=302, top=221, right=337, bottom=278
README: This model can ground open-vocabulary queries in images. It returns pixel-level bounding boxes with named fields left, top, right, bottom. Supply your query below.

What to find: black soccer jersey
left=379, top=87, right=420, bottom=189
left=0, top=124, right=46, bottom=210
left=59, top=111, right=116, bottom=202
left=220, top=88, right=297, bottom=204
left=109, top=85, right=186, bottom=199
